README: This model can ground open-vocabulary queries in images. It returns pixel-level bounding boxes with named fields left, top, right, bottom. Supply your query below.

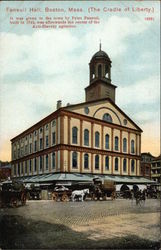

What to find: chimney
left=57, top=100, right=62, bottom=110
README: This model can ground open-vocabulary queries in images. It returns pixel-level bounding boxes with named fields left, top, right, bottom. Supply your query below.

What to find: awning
left=15, top=173, right=156, bottom=185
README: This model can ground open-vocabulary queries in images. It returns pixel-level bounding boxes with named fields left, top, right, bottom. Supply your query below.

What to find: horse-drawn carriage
left=27, top=184, right=42, bottom=200
left=51, top=186, right=72, bottom=201
left=91, top=178, right=116, bottom=200
left=0, top=180, right=27, bottom=208
left=51, top=178, right=116, bottom=202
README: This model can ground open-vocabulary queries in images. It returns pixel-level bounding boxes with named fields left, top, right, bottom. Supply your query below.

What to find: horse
left=135, top=190, right=146, bottom=206
left=71, top=189, right=89, bottom=202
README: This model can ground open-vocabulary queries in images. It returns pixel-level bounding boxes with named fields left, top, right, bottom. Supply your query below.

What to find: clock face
left=84, top=107, right=89, bottom=114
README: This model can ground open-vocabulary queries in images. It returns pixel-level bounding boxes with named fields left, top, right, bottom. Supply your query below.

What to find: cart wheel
left=61, top=194, right=69, bottom=202
left=21, top=193, right=27, bottom=205
left=111, top=191, right=116, bottom=200
left=92, top=194, right=96, bottom=201
left=52, top=192, right=58, bottom=201
left=10, top=197, right=18, bottom=208
left=103, top=195, right=107, bottom=201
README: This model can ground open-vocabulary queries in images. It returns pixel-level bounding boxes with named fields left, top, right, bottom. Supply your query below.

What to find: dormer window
left=103, top=113, right=112, bottom=123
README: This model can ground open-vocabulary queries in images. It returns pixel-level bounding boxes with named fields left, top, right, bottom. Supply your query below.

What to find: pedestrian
left=131, top=189, right=134, bottom=205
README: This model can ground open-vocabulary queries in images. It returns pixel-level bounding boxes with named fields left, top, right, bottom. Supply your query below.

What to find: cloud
left=0, top=15, right=159, bottom=160
left=117, top=75, right=160, bottom=106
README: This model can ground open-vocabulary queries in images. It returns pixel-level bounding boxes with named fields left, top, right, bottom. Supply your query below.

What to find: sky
left=0, top=1, right=160, bottom=161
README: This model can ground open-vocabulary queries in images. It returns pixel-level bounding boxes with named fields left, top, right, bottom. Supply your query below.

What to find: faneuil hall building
left=11, top=45, right=153, bottom=186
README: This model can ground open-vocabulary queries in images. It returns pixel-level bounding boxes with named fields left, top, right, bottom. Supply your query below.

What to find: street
left=0, top=199, right=160, bottom=249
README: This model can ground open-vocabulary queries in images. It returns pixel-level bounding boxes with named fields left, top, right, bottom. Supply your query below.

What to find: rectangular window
left=25, top=145, right=28, bottom=155
left=34, top=141, right=37, bottom=152
left=29, top=143, right=32, bottom=154
left=18, top=149, right=20, bottom=158
left=46, top=136, right=49, bottom=147
left=40, top=138, right=43, bottom=150
left=21, top=148, right=24, bottom=157
left=14, top=151, right=16, bottom=159
left=52, top=132, right=56, bottom=145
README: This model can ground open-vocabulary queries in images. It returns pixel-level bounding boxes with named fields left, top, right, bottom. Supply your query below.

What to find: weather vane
left=99, top=39, right=102, bottom=51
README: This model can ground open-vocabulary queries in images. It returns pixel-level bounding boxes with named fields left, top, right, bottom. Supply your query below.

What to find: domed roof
left=91, top=49, right=111, bottom=61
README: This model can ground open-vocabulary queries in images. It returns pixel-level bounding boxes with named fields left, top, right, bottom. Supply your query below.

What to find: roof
left=15, top=173, right=156, bottom=185
left=151, top=154, right=161, bottom=162
left=65, top=97, right=142, bottom=132
left=11, top=96, right=142, bottom=143
left=141, top=152, right=155, bottom=157
left=91, top=50, right=111, bottom=62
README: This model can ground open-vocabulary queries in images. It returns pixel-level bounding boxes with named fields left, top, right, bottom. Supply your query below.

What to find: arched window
left=105, top=134, right=110, bottom=149
left=123, top=159, right=127, bottom=172
left=34, top=158, right=37, bottom=172
left=72, top=127, right=78, bottom=144
left=98, top=64, right=102, bottom=78
left=115, top=157, right=118, bottom=171
left=91, top=65, right=95, bottom=79
left=105, top=64, right=109, bottom=78
left=46, top=155, right=48, bottom=170
left=52, top=152, right=56, bottom=169
left=103, top=113, right=113, bottom=123
left=105, top=156, right=109, bottom=170
left=131, top=159, right=135, bottom=172
left=21, top=162, right=23, bottom=174
left=84, top=129, right=89, bottom=146
left=39, top=156, right=43, bottom=171
left=131, top=140, right=135, bottom=153
left=18, top=163, right=20, bottom=175
left=14, top=165, right=16, bottom=176
left=95, top=155, right=99, bottom=169
left=95, top=132, right=100, bottom=147
left=115, top=136, right=119, bottom=151
left=72, top=152, right=77, bottom=168
left=84, top=153, right=89, bottom=169
left=29, top=160, right=32, bottom=173
left=123, top=138, right=127, bottom=152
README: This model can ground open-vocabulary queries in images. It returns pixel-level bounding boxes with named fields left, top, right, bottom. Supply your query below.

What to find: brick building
left=140, top=153, right=154, bottom=179
left=151, top=155, right=161, bottom=183
left=11, top=46, right=146, bottom=184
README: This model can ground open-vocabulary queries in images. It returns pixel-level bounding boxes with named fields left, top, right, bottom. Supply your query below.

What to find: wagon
left=0, top=180, right=27, bottom=208
left=51, top=186, right=72, bottom=202
left=91, top=178, right=116, bottom=200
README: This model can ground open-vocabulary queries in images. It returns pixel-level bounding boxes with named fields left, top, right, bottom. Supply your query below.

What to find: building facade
left=140, top=153, right=154, bottom=179
left=0, top=163, right=11, bottom=181
left=151, top=155, right=161, bottom=183
left=11, top=47, right=142, bottom=180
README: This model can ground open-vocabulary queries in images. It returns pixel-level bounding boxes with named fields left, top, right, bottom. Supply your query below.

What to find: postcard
left=0, top=1, right=160, bottom=249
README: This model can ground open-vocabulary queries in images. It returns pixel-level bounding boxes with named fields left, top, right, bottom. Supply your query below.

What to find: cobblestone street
left=0, top=199, right=160, bottom=249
